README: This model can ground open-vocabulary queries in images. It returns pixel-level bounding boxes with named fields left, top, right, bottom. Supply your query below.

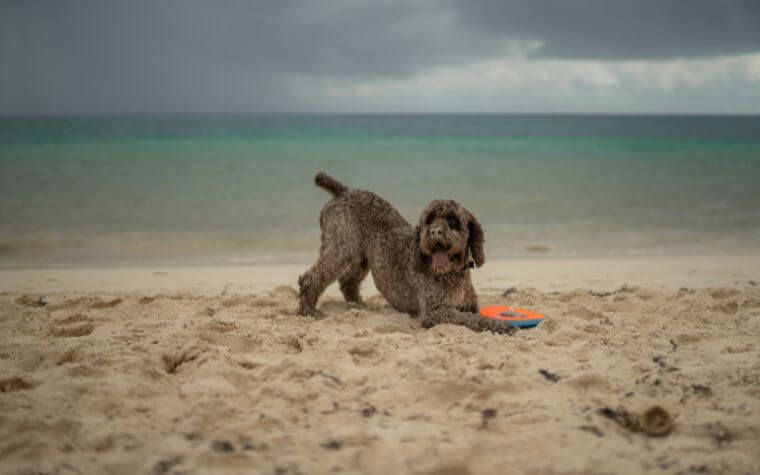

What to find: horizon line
left=3, top=111, right=760, bottom=120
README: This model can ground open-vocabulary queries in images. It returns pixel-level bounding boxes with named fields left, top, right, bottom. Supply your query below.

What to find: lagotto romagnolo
left=297, top=172, right=515, bottom=334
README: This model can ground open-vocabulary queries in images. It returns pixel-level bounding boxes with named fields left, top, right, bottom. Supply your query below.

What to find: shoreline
left=2, top=254, right=759, bottom=296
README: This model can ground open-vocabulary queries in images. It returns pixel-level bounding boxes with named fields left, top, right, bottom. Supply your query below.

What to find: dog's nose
left=430, top=225, right=444, bottom=238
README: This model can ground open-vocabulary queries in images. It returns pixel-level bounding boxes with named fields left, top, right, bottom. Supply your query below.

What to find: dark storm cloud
left=1, top=0, right=489, bottom=113
left=450, top=0, right=760, bottom=60
left=1, top=0, right=759, bottom=114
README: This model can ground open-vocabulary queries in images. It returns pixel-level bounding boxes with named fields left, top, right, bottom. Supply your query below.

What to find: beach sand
left=1, top=256, right=759, bottom=474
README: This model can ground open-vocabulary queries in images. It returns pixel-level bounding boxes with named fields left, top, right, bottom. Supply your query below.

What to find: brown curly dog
left=297, top=172, right=514, bottom=334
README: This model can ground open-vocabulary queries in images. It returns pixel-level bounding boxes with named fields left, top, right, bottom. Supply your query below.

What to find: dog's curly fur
left=297, top=172, right=515, bottom=334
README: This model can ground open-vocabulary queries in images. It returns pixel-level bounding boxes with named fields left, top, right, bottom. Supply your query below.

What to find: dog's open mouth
left=430, top=243, right=461, bottom=271
left=432, top=250, right=449, bottom=269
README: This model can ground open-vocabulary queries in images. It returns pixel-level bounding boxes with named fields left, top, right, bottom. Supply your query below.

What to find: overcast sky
left=2, top=0, right=760, bottom=115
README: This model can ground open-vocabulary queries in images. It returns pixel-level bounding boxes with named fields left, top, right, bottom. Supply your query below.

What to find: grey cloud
left=0, top=0, right=504, bottom=113
left=449, top=0, right=760, bottom=60
left=1, top=0, right=488, bottom=113
left=2, top=1, right=480, bottom=79
left=1, top=0, right=759, bottom=114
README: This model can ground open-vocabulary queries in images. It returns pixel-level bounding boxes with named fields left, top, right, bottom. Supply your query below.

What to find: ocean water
left=1, top=114, right=759, bottom=267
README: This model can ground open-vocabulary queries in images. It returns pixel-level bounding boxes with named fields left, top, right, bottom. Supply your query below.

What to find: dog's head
left=415, top=199, right=484, bottom=275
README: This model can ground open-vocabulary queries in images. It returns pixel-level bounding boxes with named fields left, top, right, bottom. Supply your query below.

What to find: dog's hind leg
left=298, top=243, right=356, bottom=316
left=338, top=256, right=369, bottom=304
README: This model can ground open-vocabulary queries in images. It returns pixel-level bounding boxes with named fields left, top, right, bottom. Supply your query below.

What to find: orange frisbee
left=480, top=305, right=545, bottom=327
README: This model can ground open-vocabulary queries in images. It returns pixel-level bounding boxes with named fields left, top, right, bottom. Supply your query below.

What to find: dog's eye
left=447, top=217, right=460, bottom=230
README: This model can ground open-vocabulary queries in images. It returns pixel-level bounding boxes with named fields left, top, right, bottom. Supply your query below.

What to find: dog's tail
left=314, top=172, right=348, bottom=197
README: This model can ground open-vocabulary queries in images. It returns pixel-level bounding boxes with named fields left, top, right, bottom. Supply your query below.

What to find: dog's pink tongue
left=432, top=250, right=449, bottom=268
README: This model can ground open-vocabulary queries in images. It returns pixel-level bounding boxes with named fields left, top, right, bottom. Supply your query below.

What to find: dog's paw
left=479, top=318, right=517, bottom=335
left=297, top=305, right=324, bottom=319
left=297, top=304, right=314, bottom=317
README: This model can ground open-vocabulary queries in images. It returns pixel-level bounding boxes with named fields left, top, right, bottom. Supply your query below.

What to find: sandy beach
left=5, top=1, right=760, bottom=474
left=2, top=255, right=760, bottom=474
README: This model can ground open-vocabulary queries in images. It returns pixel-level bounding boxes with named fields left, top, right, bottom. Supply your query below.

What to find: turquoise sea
left=1, top=114, right=759, bottom=267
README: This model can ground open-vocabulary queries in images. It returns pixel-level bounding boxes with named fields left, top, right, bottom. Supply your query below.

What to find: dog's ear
left=464, top=209, right=485, bottom=267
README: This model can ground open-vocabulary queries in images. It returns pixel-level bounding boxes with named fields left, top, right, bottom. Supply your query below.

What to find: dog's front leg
left=457, top=280, right=479, bottom=313
left=419, top=302, right=515, bottom=335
